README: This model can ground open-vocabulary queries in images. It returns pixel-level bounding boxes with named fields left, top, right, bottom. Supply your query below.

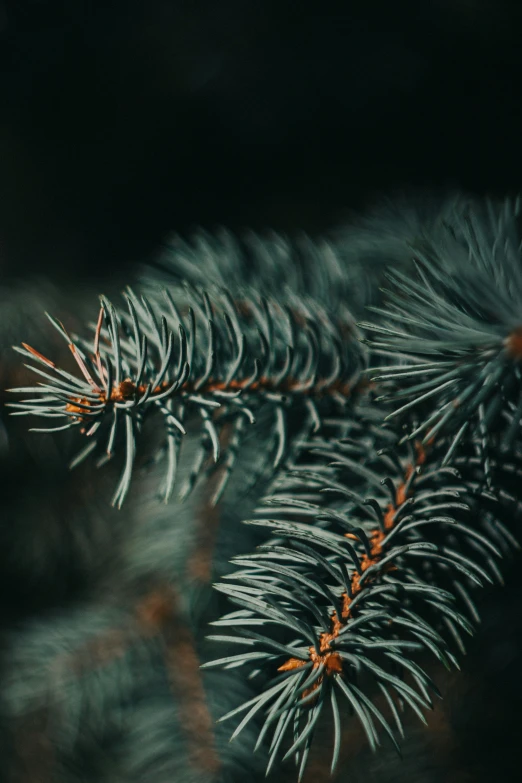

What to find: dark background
left=1, top=2, right=522, bottom=781
left=1, top=0, right=522, bottom=279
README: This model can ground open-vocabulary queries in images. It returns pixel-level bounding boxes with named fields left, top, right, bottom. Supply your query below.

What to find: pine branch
left=151, top=229, right=374, bottom=317
left=202, top=199, right=522, bottom=779
left=150, top=193, right=470, bottom=319
left=5, top=199, right=522, bottom=781
left=205, top=416, right=516, bottom=779
left=7, top=284, right=364, bottom=507
left=360, top=197, right=522, bottom=474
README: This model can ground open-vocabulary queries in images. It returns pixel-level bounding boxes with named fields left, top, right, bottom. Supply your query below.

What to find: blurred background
left=1, top=1, right=522, bottom=781
left=1, top=0, right=522, bottom=278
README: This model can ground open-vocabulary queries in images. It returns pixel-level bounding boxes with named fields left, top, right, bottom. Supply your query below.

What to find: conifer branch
left=203, top=200, right=522, bottom=778
left=206, top=414, right=516, bottom=778
left=8, top=285, right=364, bottom=507
left=5, top=198, right=522, bottom=781
left=361, top=197, right=522, bottom=475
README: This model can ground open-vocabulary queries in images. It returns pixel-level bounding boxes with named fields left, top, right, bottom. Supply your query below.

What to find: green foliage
left=9, top=285, right=363, bottom=507
left=6, top=196, right=522, bottom=780
left=361, top=198, right=522, bottom=476
left=204, top=412, right=514, bottom=778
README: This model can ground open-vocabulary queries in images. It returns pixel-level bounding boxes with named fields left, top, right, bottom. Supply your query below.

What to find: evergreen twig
left=8, top=285, right=364, bottom=507
left=205, top=414, right=514, bottom=778
left=361, top=198, right=522, bottom=474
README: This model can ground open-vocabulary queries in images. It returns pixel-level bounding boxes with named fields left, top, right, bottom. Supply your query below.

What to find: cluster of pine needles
left=7, top=197, right=522, bottom=780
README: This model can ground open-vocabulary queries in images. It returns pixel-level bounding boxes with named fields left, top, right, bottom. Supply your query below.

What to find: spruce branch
left=151, top=194, right=471, bottom=319
left=360, top=197, right=522, bottom=474
left=151, top=228, right=376, bottom=317
left=4, top=200, right=522, bottom=781
left=205, top=414, right=516, bottom=779
left=8, top=285, right=364, bottom=507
